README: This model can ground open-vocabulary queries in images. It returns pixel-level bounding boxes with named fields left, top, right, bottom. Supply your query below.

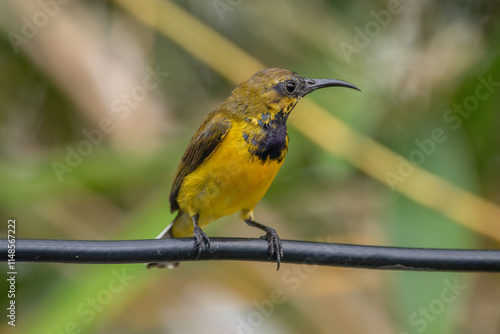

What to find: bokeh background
left=1, top=0, right=500, bottom=333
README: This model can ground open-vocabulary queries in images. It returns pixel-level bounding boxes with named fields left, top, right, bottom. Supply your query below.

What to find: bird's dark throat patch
left=243, top=110, right=289, bottom=162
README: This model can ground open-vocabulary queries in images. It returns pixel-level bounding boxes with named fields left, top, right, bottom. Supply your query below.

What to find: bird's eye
left=285, top=81, right=297, bottom=95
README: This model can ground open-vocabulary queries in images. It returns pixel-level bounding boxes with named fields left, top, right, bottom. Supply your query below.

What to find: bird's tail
left=146, top=212, right=189, bottom=269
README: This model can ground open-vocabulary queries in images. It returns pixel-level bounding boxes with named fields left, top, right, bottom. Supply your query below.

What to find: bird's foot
left=193, top=225, right=210, bottom=259
left=260, top=227, right=283, bottom=270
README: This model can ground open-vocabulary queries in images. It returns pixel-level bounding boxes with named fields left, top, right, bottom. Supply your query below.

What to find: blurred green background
left=1, top=0, right=500, bottom=333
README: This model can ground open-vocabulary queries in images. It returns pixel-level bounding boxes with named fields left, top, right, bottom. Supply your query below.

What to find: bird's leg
left=244, top=219, right=283, bottom=270
left=192, top=213, right=210, bottom=259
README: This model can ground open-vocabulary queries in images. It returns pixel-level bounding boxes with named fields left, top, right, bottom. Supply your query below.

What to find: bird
left=147, top=68, right=360, bottom=270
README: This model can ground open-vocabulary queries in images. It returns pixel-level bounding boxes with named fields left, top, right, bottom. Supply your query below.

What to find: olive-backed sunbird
left=148, top=68, right=360, bottom=270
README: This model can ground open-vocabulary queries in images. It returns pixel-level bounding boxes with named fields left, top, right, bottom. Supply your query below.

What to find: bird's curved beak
left=300, top=78, right=361, bottom=97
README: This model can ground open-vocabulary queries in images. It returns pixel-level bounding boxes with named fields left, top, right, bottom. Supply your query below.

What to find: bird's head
left=224, top=68, right=360, bottom=126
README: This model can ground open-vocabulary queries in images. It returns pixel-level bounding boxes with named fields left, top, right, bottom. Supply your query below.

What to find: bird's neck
left=242, top=109, right=289, bottom=163
left=243, top=107, right=289, bottom=129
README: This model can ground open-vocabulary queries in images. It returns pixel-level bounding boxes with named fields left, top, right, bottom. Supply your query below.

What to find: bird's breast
left=177, top=125, right=285, bottom=221
left=242, top=115, right=289, bottom=163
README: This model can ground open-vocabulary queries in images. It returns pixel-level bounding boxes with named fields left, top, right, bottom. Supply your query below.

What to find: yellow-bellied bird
left=148, top=68, right=360, bottom=270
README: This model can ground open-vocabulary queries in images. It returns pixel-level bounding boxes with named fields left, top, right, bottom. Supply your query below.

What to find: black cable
left=2, top=238, right=500, bottom=272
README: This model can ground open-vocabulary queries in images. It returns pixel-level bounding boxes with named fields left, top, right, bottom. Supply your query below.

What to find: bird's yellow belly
left=176, top=128, right=284, bottom=226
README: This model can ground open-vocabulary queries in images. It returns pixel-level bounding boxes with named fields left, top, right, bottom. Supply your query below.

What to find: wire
left=2, top=238, right=500, bottom=272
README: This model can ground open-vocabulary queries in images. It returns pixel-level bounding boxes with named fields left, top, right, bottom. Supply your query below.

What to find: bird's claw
left=260, top=228, right=283, bottom=270
left=193, top=226, right=210, bottom=259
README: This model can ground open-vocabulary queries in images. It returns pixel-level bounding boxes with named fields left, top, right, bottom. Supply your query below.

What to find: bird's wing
left=169, top=111, right=232, bottom=212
